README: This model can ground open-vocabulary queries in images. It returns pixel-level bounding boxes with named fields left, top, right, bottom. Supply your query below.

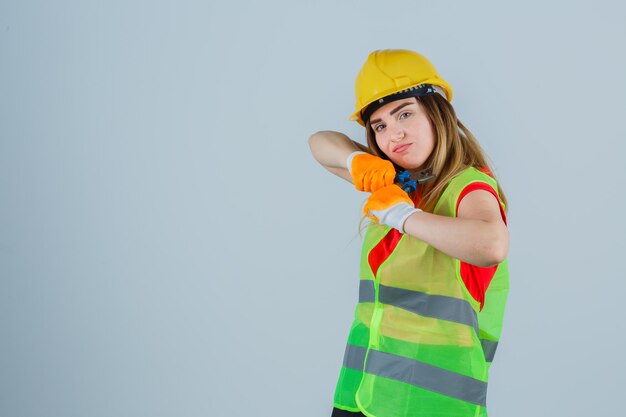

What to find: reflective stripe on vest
left=358, top=280, right=479, bottom=335
left=342, top=343, right=487, bottom=407
left=480, top=339, right=498, bottom=363
left=359, top=280, right=497, bottom=362
left=342, top=343, right=367, bottom=371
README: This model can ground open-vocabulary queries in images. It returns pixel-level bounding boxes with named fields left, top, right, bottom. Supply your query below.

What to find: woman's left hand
left=364, top=184, right=422, bottom=233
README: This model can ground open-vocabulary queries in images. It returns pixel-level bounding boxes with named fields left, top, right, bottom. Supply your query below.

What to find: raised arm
left=363, top=182, right=508, bottom=267
left=308, top=130, right=369, bottom=183
left=403, top=189, right=509, bottom=267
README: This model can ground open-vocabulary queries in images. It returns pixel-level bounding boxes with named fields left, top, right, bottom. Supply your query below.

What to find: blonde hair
left=364, top=94, right=508, bottom=214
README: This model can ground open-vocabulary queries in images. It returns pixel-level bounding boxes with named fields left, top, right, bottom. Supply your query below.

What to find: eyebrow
left=369, top=102, right=415, bottom=125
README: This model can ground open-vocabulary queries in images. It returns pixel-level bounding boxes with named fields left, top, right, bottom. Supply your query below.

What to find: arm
left=403, top=189, right=509, bottom=267
left=308, top=130, right=369, bottom=183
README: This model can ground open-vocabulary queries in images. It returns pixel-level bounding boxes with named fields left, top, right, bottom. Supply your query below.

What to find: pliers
left=395, top=168, right=435, bottom=194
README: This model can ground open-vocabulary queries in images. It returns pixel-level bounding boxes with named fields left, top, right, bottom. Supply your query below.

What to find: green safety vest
left=333, top=166, right=509, bottom=417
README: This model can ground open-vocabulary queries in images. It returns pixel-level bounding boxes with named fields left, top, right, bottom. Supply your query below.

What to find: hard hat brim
left=350, top=82, right=453, bottom=126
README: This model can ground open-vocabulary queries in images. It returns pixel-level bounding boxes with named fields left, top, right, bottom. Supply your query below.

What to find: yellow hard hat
left=350, top=49, right=453, bottom=126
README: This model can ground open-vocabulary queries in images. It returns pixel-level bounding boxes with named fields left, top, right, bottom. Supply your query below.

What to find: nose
left=389, top=124, right=405, bottom=142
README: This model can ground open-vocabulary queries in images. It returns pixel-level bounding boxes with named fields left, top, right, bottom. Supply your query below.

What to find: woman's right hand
left=308, top=130, right=395, bottom=190
left=347, top=152, right=396, bottom=192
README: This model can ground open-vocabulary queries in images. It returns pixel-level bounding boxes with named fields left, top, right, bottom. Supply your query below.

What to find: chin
left=391, top=155, right=426, bottom=171
left=402, top=162, right=425, bottom=171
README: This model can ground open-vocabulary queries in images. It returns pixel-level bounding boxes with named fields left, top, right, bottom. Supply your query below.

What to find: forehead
left=370, top=97, right=419, bottom=119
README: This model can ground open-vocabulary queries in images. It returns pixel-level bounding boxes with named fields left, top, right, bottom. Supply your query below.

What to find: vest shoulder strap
left=434, top=167, right=503, bottom=216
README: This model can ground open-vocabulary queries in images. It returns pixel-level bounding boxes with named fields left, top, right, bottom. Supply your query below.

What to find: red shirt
left=367, top=168, right=507, bottom=311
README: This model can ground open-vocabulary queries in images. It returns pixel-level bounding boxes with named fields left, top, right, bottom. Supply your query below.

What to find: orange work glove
left=363, top=184, right=422, bottom=233
left=346, top=151, right=396, bottom=192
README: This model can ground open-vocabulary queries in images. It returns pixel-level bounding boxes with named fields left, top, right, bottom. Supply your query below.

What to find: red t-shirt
left=367, top=168, right=507, bottom=311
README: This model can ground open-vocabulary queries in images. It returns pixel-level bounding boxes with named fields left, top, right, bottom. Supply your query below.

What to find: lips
left=393, top=143, right=411, bottom=153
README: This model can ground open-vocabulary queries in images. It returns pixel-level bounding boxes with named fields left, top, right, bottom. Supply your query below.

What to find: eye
left=373, top=123, right=386, bottom=132
left=399, top=111, right=411, bottom=120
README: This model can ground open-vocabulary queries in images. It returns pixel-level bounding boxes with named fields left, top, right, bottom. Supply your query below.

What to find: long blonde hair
left=365, top=93, right=508, bottom=213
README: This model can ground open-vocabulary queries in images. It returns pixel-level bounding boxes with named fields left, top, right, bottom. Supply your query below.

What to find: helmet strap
left=361, top=84, right=440, bottom=125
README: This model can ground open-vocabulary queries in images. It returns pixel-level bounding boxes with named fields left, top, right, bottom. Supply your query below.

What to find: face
left=369, top=97, right=435, bottom=171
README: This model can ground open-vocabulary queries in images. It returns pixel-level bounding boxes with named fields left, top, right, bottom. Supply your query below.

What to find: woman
left=309, top=49, right=510, bottom=417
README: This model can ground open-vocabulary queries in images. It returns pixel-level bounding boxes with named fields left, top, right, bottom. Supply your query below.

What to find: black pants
left=331, top=408, right=365, bottom=417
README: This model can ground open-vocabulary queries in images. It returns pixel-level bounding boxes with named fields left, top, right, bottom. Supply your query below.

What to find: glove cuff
left=383, top=203, right=422, bottom=234
left=346, top=151, right=368, bottom=175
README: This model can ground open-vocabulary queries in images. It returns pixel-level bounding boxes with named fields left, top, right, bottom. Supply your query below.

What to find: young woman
left=309, top=50, right=510, bottom=417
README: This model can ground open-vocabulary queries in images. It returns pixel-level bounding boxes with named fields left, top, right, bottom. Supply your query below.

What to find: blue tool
left=395, top=167, right=436, bottom=194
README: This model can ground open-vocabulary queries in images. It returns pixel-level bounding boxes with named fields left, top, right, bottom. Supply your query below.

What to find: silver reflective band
left=359, top=281, right=479, bottom=335
left=358, top=280, right=375, bottom=303
left=480, top=339, right=498, bottom=363
left=365, top=349, right=487, bottom=407
left=379, top=284, right=479, bottom=334
left=342, top=343, right=367, bottom=371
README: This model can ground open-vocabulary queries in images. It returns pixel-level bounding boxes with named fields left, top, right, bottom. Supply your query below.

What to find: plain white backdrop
left=1, top=1, right=625, bottom=416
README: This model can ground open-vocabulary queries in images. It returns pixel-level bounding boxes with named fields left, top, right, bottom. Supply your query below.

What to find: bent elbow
left=475, top=225, right=509, bottom=267
left=308, top=131, right=334, bottom=157
left=308, top=130, right=324, bottom=144
left=308, top=131, right=320, bottom=148
left=308, top=130, right=332, bottom=145
left=486, top=228, right=509, bottom=266
left=475, top=249, right=505, bottom=268
left=487, top=246, right=507, bottom=266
